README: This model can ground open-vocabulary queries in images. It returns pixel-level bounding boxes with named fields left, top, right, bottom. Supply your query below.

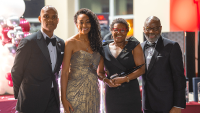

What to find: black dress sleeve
left=127, top=36, right=140, bottom=51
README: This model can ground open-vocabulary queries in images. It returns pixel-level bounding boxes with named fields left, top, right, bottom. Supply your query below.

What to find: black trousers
left=143, top=109, right=169, bottom=113
left=18, top=88, right=59, bottom=113
left=44, top=88, right=60, bottom=113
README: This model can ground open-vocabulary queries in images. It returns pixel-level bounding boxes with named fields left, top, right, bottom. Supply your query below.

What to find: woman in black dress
left=98, top=18, right=145, bottom=113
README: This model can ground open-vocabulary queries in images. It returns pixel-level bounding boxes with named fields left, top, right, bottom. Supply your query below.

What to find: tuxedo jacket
left=141, top=36, right=186, bottom=112
left=11, top=30, right=65, bottom=113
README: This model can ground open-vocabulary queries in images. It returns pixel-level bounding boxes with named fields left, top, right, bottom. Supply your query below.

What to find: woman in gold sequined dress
left=61, top=8, right=102, bottom=113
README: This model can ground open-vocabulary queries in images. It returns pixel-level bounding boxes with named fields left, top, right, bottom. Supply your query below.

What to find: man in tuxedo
left=141, top=16, right=186, bottom=113
left=11, top=6, right=65, bottom=113
left=103, top=32, right=112, bottom=41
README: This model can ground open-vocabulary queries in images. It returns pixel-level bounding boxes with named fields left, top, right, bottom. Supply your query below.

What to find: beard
left=145, top=34, right=161, bottom=43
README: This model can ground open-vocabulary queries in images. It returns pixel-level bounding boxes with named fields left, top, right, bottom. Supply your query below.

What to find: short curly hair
left=74, top=8, right=102, bottom=52
left=110, top=18, right=129, bottom=32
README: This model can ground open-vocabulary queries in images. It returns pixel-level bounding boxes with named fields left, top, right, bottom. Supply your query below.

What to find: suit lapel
left=146, top=48, right=159, bottom=75
left=146, top=36, right=164, bottom=75
left=53, top=37, right=62, bottom=73
left=36, top=30, right=51, bottom=66
left=141, top=41, right=147, bottom=73
left=141, top=41, right=146, bottom=54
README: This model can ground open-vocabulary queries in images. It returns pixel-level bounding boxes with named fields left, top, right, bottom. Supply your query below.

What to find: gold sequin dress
left=66, top=50, right=100, bottom=113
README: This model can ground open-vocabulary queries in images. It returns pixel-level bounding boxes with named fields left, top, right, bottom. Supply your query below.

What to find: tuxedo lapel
left=141, top=41, right=146, bottom=53
left=146, top=36, right=164, bottom=75
left=53, top=37, right=62, bottom=73
left=146, top=48, right=159, bottom=75
left=141, top=41, right=148, bottom=75
left=36, top=30, right=51, bottom=67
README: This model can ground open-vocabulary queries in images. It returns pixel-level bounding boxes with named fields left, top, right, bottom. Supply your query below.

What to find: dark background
left=23, top=0, right=44, bottom=18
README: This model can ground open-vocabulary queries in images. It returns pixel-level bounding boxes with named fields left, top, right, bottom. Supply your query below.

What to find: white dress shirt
left=145, top=41, right=157, bottom=70
left=41, top=29, right=57, bottom=88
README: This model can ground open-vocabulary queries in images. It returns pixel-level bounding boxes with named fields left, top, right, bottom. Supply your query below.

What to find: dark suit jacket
left=103, top=32, right=112, bottom=41
left=141, top=36, right=186, bottom=112
left=11, top=30, right=65, bottom=113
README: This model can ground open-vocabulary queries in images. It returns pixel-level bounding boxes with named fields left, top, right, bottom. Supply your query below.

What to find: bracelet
left=103, top=77, right=107, bottom=83
left=126, top=76, right=130, bottom=83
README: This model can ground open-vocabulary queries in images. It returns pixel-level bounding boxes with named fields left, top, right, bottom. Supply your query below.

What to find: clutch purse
left=110, top=64, right=145, bottom=79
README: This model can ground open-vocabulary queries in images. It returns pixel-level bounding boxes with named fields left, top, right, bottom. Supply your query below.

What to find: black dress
left=101, top=37, right=142, bottom=113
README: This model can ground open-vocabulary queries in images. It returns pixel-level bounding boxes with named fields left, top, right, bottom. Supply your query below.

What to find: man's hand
left=169, top=107, right=181, bottom=113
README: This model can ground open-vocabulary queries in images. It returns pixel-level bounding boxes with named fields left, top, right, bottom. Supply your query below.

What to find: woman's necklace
left=80, top=38, right=90, bottom=52
left=86, top=44, right=90, bottom=51
left=85, top=40, right=91, bottom=52
left=86, top=48, right=89, bottom=51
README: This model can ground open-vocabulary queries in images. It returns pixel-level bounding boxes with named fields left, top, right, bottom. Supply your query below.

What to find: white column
left=45, top=0, right=76, bottom=41
left=109, top=0, right=114, bottom=24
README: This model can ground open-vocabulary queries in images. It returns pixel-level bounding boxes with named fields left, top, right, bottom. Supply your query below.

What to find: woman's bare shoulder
left=65, top=34, right=79, bottom=46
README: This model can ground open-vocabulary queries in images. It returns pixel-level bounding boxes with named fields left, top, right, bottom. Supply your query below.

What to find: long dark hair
left=74, top=8, right=102, bottom=52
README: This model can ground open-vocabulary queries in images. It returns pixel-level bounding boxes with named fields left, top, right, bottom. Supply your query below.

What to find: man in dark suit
left=103, top=32, right=112, bottom=41
left=141, top=16, right=186, bottom=113
left=11, top=6, right=65, bottom=113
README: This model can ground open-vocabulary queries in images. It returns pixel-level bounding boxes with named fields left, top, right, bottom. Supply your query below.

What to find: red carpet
left=0, top=95, right=17, bottom=113
left=182, top=101, right=200, bottom=113
left=1, top=94, right=200, bottom=113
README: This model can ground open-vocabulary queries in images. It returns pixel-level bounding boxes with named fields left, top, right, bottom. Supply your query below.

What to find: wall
left=134, top=0, right=170, bottom=43
left=44, top=0, right=170, bottom=42
left=45, top=0, right=76, bottom=41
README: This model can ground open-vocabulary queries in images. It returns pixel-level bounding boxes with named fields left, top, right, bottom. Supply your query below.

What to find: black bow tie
left=46, top=37, right=56, bottom=46
left=145, top=42, right=156, bottom=49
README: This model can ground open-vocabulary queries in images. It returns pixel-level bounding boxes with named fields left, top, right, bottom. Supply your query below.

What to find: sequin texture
left=66, top=50, right=100, bottom=113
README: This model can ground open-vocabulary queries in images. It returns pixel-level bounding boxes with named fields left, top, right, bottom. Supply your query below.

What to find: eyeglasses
left=112, top=28, right=127, bottom=33
left=144, top=26, right=161, bottom=31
